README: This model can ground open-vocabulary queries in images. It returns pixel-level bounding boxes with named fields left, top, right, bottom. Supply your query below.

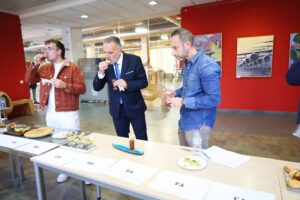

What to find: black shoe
left=34, top=101, right=39, bottom=104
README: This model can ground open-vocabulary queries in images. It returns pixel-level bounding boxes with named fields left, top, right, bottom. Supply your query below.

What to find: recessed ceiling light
left=176, top=16, right=181, bottom=20
left=81, top=14, right=88, bottom=19
left=148, top=1, right=158, bottom=6
left=160, top=34, right=168, bottom=40
left=135, top=27, right=148, bottom=33
left=135, top=22, right=143, bottom=26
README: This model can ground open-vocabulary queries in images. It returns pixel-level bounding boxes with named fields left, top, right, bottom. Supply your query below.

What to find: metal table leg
left=8, top=154, right=17, bottom=181
left=96, top=185, right=101, bottom=200
left=80, top=180, right=87, bottom=200
left=33, top=163, right=46, bottom=200
left=15, top=155, right=25, bottom=183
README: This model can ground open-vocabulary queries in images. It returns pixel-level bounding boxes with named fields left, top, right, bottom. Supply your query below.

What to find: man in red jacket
left=25, top=39, right=86, bottom=182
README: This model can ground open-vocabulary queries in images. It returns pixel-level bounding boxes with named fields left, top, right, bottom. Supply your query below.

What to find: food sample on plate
left=7, top=123, right=30, bottom=133
left=183, top=156, right=201, bottom=166
left=62, top=132, right=95, bottom=152
left=283, top=166, right=300, bottom=189
left=177, top=155, right=206, bottom=170
left=24, top=127, right=53, bottom=138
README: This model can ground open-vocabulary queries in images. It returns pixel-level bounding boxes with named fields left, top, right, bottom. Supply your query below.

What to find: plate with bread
left=24, top=127, right=54, bottom=138
left=283, top=166, right=300, bottom=191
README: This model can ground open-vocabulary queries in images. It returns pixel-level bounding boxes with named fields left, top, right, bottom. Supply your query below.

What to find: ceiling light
left=176, top=16, right=182, bottom=20
left=135, top=22, right=143, bottom=26
left=160, top=34, right=168, bottom=40
left=148, top=1, right=158, bottom=6
left=135, top=27, right=148, bottom=33
left=81, top=14, right=88, bottom=19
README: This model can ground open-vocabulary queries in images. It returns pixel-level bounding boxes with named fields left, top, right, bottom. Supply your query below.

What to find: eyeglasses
left=43, top=47, right=58, bottom=52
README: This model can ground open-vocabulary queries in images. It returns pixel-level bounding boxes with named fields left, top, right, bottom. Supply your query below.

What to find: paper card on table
left=104, top=160, right=158, bottom=185
left=65, top=155, right=116, bottom=174
left=206, top=182, right=275, bottom=200
left=204, top=146, right=250, bottom=168
left=32, top=148, right=80, bottom=166
left=14, top=140, right=58, bottom=155
left=0, top=134, right=31, bottom=148
left=148, top=170, right=211, bottom=200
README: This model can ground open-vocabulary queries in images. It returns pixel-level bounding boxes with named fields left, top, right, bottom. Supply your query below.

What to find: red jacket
left=25, top=62, right=38, bottom=84
left=25, top=60, right=86, bottom=111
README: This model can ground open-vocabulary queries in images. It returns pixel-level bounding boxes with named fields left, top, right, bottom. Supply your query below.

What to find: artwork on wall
left=289, top=33, right=300, bottom=68
left=194, top=33, right=222, bottom=69
left=236, top=35, right=274, bottom=78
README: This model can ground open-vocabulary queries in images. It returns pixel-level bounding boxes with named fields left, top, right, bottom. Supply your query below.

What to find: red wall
left=0, top=12, right=29, bottom=107
left=182, top=0, right=300, bottom=112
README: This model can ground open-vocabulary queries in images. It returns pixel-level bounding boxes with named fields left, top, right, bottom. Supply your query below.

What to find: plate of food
left=52, top=131, right=68, bottom=139
left=24, top=127, right=54, bottom=138
left=283, top=166, right=300, bottom=191
left=177, top=155, right=206, bottom=170
left=4, top=123, right=31, bottom=136
left=61, top=133, right=96, bottom=152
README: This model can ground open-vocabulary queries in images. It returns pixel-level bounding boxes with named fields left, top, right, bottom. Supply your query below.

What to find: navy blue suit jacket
left=286, top=60, right=300, bottom=86
left=93, top=53, right=148, bottom=119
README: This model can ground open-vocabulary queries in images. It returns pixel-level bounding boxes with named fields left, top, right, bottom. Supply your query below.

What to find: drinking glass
left=191, top=129, right=202, bottom=157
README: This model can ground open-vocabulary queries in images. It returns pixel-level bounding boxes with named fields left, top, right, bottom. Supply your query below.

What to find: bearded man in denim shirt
left=165, top=28, right=221, bottom=149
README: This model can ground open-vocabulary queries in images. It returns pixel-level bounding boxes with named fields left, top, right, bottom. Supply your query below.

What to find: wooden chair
left=0, top=91, right=35, bottom=117
left=12, top=99, right=35, bottom=115
left=0, top=91, right=13, bottom=118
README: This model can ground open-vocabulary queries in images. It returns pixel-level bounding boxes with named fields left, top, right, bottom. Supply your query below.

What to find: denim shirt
left=175, top=50, right=221, bottom=131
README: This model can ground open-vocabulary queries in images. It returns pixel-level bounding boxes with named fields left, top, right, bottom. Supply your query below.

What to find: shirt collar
left=53, top=59, right=69, bottom=67
left=190, top=50, right=203, bottom=64
left=116, top=53, right=123, bottom=67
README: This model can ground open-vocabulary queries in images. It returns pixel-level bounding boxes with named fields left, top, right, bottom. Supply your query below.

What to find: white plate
left=177, top=155, right=206, bottom=170
left=52, top=131, right=68, bottom=139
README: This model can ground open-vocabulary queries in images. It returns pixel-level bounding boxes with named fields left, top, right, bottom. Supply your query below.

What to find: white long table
left=0, top=132, right=60, bottom=185
left=31, top=133, right=300, bottom=200
left=0, top=130, right=100, bottom=199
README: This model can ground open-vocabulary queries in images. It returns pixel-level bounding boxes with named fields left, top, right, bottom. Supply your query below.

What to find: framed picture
left=289, top=33, right=300, bottom=68
left=194, top=33, right=222, bottom=69
left=236, top=35, right=274, bottom=78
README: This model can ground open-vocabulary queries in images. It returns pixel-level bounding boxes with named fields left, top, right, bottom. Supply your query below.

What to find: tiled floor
left=0, top=103, right=299, bottom=200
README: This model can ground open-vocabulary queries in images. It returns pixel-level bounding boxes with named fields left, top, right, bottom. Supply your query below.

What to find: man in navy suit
left=286, top=60, right=300, bottom=138
left=93, top=36, right=148, bottom=140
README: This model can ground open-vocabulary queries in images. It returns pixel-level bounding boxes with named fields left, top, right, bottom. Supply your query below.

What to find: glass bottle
left=192, top=129, right=202, bottom=156
left=129, top=132, right=135, bottom=151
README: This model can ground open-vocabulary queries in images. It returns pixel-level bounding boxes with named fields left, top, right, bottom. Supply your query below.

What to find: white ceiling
left=0, top=0, right=219, bottom=43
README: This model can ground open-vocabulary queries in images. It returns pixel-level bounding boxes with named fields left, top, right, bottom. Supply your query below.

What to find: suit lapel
left=108, top=64, right=117, bottom=79
left=120, top=53, right=128, bottom=78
